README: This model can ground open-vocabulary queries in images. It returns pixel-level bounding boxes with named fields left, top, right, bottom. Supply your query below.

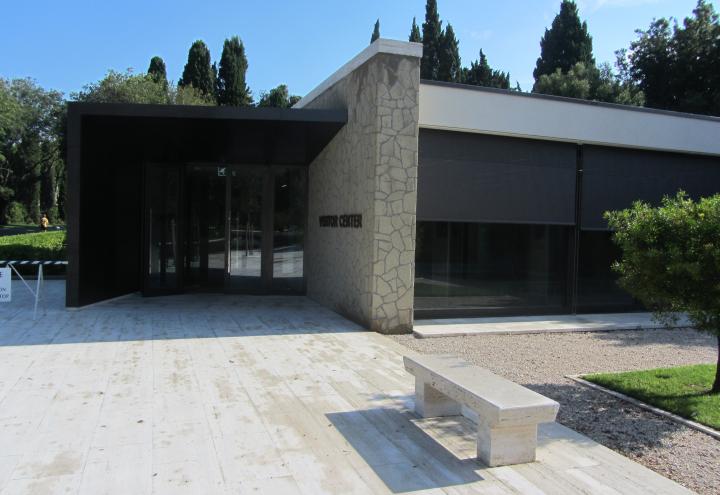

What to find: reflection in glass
left=185, top=166, right=226, bottom=288
left=272, top=168, right=306, bottom=292
left=415, top=222, right=571, bottom=314
left=228, top=167, right=264, bottom=289
left=147, top=166, right=179, bottom=289
left=577, top=230, right=639, bottom=311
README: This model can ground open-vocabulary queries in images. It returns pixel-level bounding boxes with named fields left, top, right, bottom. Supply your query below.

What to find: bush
left=606, top=191, right=720, bottom=393
left=4, top=201, right=30, bottom=225
left=0, top=230, right=66, bottom=260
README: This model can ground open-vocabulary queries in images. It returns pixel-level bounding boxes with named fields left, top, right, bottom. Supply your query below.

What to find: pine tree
left=421, top=0, right=443, bottom=80
left=370, top=19, right=380, bottom=44
left=147, top=56, right=168, bottom=89
left=437, top=24, right=461, bottom=82
left=533, top=1, right=595, bottom=87
left=216, top=36, right=252, bottom=106
left=409, top=17, right=422, bottom=42
left=178, top=40, right=215, bottom=97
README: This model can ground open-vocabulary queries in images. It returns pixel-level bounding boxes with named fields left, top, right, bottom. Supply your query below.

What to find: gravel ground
left=392, top=327, right=720, bottom=495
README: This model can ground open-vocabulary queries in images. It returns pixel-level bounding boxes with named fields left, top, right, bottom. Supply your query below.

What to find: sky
left=0, top=0, right=713, bottom=99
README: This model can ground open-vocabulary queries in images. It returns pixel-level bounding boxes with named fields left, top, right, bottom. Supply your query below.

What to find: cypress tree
left=421, top=0, right=443, bottom=80
left=437, top=24, right=461, bottom=82
left=409, top=17, right=422, bottom=43
left=147, top=56, right=168, bottom=89
left=533, top=1, right=595, bottom=86
left=370, top=19, right=380, bottom=44
left=463, top=50, right=511, bottom=89
left=216, top=36, right=252, bottom=106
left=179, top=40, right=215, bottom=97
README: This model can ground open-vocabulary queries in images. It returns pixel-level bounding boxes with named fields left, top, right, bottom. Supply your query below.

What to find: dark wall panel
left=77, top=119, right=143, bottom=306
left=417, top=129, right=577, bottom=225
left=582, top=146, right=720, bottom=230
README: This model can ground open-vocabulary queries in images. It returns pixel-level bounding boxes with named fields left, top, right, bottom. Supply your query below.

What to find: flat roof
left=419, top=80, right=720, bottom=157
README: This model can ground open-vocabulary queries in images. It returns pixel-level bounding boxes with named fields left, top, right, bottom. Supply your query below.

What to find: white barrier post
left=33, top=264, right=44, bottom=320
left=6, top=262, right=45, bottom=321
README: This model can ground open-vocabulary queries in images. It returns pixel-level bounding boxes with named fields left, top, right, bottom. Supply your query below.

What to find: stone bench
left=403, top=354, right=559, bottom=467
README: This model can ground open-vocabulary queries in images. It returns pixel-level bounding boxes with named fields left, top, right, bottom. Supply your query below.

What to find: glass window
left=577, top=230, right=639, bottom=311
left=228, top=166, right=265, bottom=290
left=185, top=165, right=227, bottom=289
left=146, top=166, right=180, bottom=290
left=415, top=222, right=571, bottom=315
left=272, top=167, right=306, bottom=293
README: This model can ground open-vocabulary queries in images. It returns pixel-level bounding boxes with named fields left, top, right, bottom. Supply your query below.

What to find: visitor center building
left=66, top=39, right=720, bottom=333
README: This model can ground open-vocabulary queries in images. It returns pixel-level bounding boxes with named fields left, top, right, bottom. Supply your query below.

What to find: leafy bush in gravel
left=606, top=192, right=720, bottom=393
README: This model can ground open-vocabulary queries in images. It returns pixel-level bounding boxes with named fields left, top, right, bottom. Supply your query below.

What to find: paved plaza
left=0, top=281, right=693, bottom=494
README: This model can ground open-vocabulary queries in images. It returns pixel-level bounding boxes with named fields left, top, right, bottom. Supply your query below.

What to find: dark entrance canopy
left=66, top=103, right=346, bottom=307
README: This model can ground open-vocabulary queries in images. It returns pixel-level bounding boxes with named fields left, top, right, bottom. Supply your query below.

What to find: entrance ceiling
left=73, top=103, right=347, bottom=166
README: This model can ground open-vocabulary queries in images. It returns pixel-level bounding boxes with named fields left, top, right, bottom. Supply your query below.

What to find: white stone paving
left=414, top=313, right=691, bottom=338
left=0, top=281, right=693, bottom=494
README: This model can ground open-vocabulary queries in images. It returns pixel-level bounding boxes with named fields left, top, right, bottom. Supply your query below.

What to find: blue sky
left=0, top=0, right=712, bottom=99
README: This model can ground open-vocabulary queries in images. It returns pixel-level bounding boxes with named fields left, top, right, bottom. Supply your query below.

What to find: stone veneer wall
left=303, top=51, right=420, bottom=334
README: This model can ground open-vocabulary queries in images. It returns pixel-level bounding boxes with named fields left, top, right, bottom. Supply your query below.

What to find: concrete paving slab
left=0, top=280, right=695, bottom=494
left=414, top=312, right=690, bottom=338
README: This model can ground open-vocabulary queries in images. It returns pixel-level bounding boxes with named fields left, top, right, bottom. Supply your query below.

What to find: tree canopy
left=178, top=40, right=216, bottom=98
left=216, top=36, right=252, bottom=106
left=437, top=24, right=461, bottom=83
left=0, top=78, right=64, bottom=224
left=73, top=70, right=169, bottom=104
left=257, top=84, right=300, bottom=108
left=147, top=56, right=168, bottom=89
left=606, top=192, right=720, bottom=393
left=414, top=0, right=512, bottom=87
left=462, top=50, right=510, bottom=89
left=622, top=0, right=720, bottom=116
left=409, top=17, right=422, bottom=43
left=533, top=0, right=595, bottom=85
left=73, top=69, right=214, bottom=106
left=531, top=1, right=644, bottom=105
left=371, top=19, right=380, bottom=44
left=421, top=0, right=443, bottom=80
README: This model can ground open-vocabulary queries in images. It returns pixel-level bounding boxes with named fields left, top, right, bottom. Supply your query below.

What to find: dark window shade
left=417, top=129, right=577, bottom=225
left=582, top=146, right=720, bottom=230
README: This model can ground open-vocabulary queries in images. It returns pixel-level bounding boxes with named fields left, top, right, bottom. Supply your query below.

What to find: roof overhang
left=68, top=102, right=347, bottom=165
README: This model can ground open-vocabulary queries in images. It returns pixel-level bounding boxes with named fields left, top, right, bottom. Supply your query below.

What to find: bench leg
left=477, top=422, right=537, bottom=467
left=414, top=379, right=462, bottom=418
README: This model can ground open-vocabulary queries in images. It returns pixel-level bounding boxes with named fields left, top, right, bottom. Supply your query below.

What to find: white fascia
left=419, top=82, right=720, bottom=157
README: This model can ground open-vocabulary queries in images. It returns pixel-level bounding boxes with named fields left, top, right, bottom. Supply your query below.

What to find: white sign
left=0, top=267, right=10, bottom=302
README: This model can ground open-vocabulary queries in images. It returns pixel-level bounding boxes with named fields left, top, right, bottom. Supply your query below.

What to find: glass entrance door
left=185, top=165, right=227, bottom=290
left=144, top=164, right=182, bottom=294
left=272, top=167, right=306, bottom=292
left=143, top=164, right=306, bottom=295
left=227, top=166, right=266, bottom=290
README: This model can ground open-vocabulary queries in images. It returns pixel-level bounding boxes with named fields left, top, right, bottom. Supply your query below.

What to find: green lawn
left=0, top=230, right=66, bottom=260
left=584, top=364, right=720, bottom=430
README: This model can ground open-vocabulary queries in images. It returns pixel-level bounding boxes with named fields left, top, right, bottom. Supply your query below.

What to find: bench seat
left=404, top=354, right=559, bottom=467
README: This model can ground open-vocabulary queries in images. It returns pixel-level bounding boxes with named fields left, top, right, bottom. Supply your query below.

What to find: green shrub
left=4, top=201, right=30, bottom=225
left=0, top=230, right=66, bottom=260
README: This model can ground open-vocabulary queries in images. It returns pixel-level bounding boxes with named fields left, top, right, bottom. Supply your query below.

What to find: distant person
left=40, top=214, right=49, bottom=232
